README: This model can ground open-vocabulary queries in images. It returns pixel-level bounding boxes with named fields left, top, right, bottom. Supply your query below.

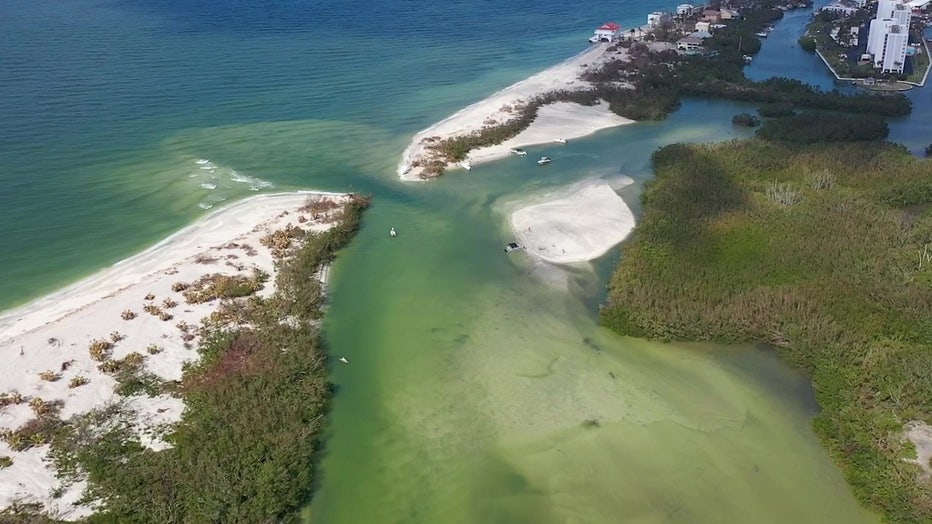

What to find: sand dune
left=0, top=191, right=350, bottom=518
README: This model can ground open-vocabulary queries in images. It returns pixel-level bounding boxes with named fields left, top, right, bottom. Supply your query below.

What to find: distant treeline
left=756, top=111, right=889, bottom=142
left=617, top=49, right=912, bottom=117
left=601, top=137, right=932, bottom=521
left=704, top=0, right=785, bottom=58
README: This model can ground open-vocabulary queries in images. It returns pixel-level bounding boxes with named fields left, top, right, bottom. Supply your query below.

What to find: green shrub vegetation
left=757, top=102, right=796, bottom=118
left=601, top=140, right=932, bottom=522
left=755, top=112, right=889, bottom=143
left=798, top=36, right=817, bottom=53
left=665, top=62, right=911, bottom=116
left=1, top=502, right=61, bottom=523
left=732, top=113, right=760, bottom=127
left=12, top=196, right=371, bottom=523
left=702, top=1, right=784, bottom=59
left=181, top=268, right=269, bottom=304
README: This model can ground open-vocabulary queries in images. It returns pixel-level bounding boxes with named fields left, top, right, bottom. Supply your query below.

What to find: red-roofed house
left=590, top=22, right=623, bottom=43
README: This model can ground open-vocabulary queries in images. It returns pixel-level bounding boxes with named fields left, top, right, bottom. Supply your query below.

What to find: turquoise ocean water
left=3, top=0, right=925, bottom=521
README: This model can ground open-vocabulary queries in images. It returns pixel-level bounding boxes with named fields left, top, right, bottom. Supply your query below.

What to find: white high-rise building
left=876, top=0, right=911, bottom=23
left=866, top=1, right=912, bottom=74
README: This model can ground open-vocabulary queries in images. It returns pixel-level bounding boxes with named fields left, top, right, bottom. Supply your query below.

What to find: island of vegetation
left=601, top=115, right=932, bottom=522
left=0, top=192, right=369, bottom=522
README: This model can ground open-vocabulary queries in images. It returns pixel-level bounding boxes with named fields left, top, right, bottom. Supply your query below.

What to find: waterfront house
left=590, top=22, right=622, bottom=43
left=831, top=25, right=861, bottom=46
left=647, top=11, right=672, bottom=28
left=676, top=35, right=705, bottom=50
left=821, top=1, right=860, bottom=17
left=700, top=9, right=722, bottom=22
left=719, top=8, right=740, bottom=19
left=677, top=3, right=696, bottom=16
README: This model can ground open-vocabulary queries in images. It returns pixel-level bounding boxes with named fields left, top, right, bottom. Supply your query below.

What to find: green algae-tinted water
left=0, top=0, right=892, bottom=521
left=302, top=103, right=878, bottom=523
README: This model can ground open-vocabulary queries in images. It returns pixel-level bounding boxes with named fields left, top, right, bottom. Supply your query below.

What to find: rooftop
left=678, top=36, right=705, bottom=44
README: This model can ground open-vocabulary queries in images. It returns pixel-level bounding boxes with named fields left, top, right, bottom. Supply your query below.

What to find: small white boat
left=509, top=148, right=528, bottom=156
left=339, top=357, right=350, bottom=364
left=552, top=138, right=567, bottom=144
left=537, top=156, right=552, bottom=166
left=461, top=159, right=472, bottom=171
left=504, top=242, right=524, bottom=253
left=756, top=31, right=768, bottom=38
left=390, top=227, right=397, bottom=237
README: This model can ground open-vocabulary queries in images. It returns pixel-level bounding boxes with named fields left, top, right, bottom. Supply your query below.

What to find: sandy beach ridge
left=0, top=191, right=352, bottom=518
left=398, top=43, right=634, bottom=180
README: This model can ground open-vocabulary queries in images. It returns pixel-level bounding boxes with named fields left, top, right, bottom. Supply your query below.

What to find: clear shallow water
left=304, top=103, right=878, bottom=523
left=0, top=0, right=913, bottom=521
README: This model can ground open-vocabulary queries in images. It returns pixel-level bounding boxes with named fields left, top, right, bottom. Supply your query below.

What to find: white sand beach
left=398, top=43, right=633, bottom=180
left=466, top=101, right=633, bottom=166
left=0, top=191, right=351, bottom=518
left=509, top=179, right=636, bottom=265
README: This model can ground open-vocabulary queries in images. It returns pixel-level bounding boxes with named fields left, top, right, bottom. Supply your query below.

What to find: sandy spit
left=398, top=43, right=633, bottom=180
left=0, top=191, right=350, bottom=519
